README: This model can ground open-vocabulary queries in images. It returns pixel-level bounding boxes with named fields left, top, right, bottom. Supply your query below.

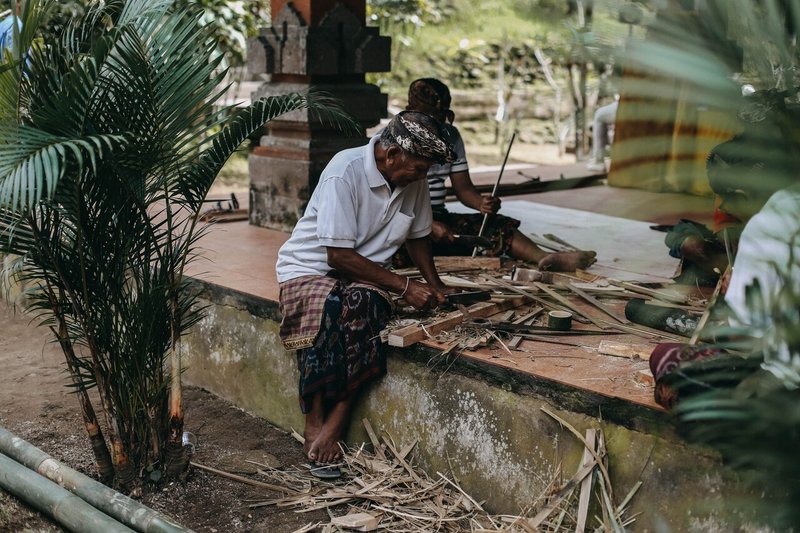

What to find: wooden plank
left=434, top=256, right=501, bottom=270
left=387, top=296, right=527, bottom=347
left=598, top=340, right=653, bottom=360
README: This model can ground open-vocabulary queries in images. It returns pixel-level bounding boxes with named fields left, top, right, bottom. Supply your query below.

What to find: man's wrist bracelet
left=399, top=277, right=410, bottom=298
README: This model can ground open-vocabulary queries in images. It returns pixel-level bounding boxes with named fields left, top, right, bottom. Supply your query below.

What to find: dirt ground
left=0, top=303, right=329, bottom=532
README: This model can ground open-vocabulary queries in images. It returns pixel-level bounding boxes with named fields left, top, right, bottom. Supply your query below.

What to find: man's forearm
left=405, top=237, right=446, bottom=290
left=326, top=247, right=407, bottom=294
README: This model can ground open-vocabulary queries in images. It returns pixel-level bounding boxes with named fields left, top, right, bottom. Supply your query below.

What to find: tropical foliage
left=0, top=0, right=355, bottom=493
left=2, top=0, right=269, bottom=68
left=667, top=269, right=800, bottom=528
left=635, top=0, right=800, bottom=526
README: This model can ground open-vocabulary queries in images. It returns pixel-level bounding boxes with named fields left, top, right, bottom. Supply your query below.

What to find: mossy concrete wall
left=182, top=282, right=763, bottom=531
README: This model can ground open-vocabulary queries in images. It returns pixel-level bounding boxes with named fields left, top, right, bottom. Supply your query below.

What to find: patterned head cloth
left=380, top=110, right=456, bottom=164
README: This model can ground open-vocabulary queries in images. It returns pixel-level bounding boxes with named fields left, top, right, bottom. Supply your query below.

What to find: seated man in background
left=649, top=155, right=798, bottom=407
left=661, top=144, right=746, bottom=288
left=395, top=78, right=597, bottom=272
left=276, top=111, right=453, bottom=470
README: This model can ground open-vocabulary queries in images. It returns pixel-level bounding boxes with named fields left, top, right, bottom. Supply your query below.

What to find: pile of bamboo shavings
left=235, top=419, right=642, bottom=532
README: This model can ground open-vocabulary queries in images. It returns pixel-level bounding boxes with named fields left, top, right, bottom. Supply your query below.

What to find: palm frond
left=0, top=126, right=125, bottom=210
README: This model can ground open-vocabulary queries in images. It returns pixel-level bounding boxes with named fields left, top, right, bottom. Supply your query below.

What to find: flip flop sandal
left=306, top=461, right=342, bottom=479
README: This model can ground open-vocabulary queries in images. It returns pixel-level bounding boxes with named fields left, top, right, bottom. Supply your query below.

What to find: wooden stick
left=575, top=429, right=597, bottom=533
left=607, top=279, right=689, bottom=304
left=472, top=132, right=516, bottom=257
left=543, top=233, right=580, bottom=252
left=566, top=282, right=628, bottom=325
left=191, top=461, right=300, bottom=494
left=480, top=275, right=565, bottom=314
left=540, top=407, right=613, bottom=500
left=690, top=264, right=730, bottom=345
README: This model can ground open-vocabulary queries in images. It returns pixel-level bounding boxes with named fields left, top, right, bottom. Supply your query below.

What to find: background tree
left=0, top=0, right=355, bottom=493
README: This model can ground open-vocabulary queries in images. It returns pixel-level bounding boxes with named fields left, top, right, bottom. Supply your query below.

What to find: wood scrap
left=598, top=340, right=653, bottom=361
left=191, top=461, right=301, bottom=495
left=480, top=275, right=568, bottom=315
left=330, top=512, right=379, bottom=531
left=512, top=306, right=544, bottom=324
left=233, top=418, right=641, bottom=532
left=635, top=369, right=655, bottom=387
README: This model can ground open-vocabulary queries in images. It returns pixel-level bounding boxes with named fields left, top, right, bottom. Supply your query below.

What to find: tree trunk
left=165, top=310, right=188, bottom=478
left=47, top=287, right=114, bottom=485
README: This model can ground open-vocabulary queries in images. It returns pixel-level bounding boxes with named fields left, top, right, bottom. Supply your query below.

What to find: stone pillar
left=247, top=0, right=391, bottom=231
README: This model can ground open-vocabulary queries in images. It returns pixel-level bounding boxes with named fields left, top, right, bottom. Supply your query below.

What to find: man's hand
left=430, top=220, right=456, bottom=243
left=479, top=195, right=501, bottom=215
left=403, top=279, right=446, bottom=310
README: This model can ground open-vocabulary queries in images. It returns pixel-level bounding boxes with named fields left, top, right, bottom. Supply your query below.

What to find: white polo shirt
left=276, top=136, right=433, bottom=282
left=724, top=185, right=800, bottom=385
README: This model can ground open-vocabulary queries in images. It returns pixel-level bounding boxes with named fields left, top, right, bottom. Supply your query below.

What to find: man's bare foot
left=307, top=398, right=352, bottom=463
left=304, top=395, right=325, bottom=457
left=307, top=430, right=343, bottom=464
left=539, top=251, right=597, bottom=272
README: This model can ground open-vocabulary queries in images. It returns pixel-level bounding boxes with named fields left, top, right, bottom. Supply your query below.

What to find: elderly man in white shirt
left=276, top=111, right=454, bottom=473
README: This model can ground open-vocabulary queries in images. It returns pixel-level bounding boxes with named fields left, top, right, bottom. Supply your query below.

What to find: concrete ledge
left=182, top=279, right=764, bottom=531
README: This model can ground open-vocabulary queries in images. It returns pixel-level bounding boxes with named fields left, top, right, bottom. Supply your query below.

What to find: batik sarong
left=649, top=342, right=721, bottom=409
left=279, top=276, right=392, bottom=414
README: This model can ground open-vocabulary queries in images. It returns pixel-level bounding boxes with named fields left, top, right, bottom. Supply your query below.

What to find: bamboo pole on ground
left=0, top=452, right=135, bottom=533
left=0, top=425, right=190, bottom=533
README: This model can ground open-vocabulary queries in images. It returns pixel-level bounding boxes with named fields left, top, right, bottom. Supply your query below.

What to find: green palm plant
left=0, top=0, right=357, bottom=493
left=665, top=256, right=800, bottom=528
left=617, top=1, right=800, bottom=526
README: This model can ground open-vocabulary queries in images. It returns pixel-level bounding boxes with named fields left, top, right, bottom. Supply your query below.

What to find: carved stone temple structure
left=247, top=0, right=391, bottom=231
